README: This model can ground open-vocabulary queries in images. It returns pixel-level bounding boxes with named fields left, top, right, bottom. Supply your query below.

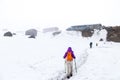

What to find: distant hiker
left=90, top=42, right=93, bottom=48
left=63, top=47, right=76, bottom=79
left=96, top=43, right=98, bottom=46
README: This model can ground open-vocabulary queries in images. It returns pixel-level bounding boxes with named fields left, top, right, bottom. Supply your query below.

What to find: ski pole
left=64, top=60, right=66, bottom=73
left=74, top=59, right=77, bottom=73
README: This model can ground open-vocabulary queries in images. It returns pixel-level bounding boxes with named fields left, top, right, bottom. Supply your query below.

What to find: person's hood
left=67, top=47, right=72, bottom=52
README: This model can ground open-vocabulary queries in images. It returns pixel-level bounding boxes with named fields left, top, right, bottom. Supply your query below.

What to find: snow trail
left=48, top=49, right=89, bottom=80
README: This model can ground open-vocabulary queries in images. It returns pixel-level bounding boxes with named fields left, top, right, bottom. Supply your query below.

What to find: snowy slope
left=0, top=29, right=120, bottom=80
left=70, top=43, right=120, bottom=80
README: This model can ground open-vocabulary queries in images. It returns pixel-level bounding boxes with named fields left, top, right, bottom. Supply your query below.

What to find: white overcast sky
left=0, top=0, right=120, bottom=30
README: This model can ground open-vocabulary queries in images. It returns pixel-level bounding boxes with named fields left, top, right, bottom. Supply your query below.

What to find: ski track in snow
left=48, top=49, right=89, bottom=80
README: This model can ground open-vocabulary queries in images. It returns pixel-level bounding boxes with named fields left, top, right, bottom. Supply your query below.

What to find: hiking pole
left=74, top=59, right=77, bottom=73
left=64, top=60, right=66, bottom=73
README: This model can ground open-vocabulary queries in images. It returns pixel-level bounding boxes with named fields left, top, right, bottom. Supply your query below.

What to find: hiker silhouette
left=90, top=42, right=93, bottom=48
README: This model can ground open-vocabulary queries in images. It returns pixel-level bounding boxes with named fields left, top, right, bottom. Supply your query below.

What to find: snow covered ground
left=0, top=29, right=120, bottom=80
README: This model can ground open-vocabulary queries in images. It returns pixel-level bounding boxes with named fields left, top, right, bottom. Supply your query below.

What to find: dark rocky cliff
left=105, top=26, right=120, bottom=42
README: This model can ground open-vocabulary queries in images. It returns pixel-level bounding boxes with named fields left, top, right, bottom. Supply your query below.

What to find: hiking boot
left=70, top=73, right=72, bottom=77
left=67, top=76, right=70, bottom=79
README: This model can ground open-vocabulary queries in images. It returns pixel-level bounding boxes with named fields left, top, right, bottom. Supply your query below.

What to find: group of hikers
left=63, top=42, right=94, bottom=79
left=90, top=42, right=99, bottom=48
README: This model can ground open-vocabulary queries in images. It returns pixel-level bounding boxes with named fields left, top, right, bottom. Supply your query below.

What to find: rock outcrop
left=105, top=26, right=120, bottom=42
